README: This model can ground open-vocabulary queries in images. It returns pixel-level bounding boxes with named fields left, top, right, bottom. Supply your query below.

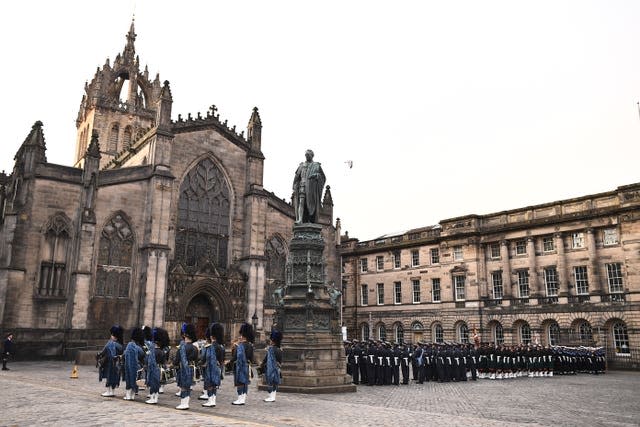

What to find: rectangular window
left=393, top=250, right=401, bottom=269
left=412, top=279, right=421, bottom=303
left=574, top=266, right=589, bottom=295
left=454, top=275, right=466, bottom=301
left=603, top=228, right=618, bottom=246
left=491, top=271, right=503, bottom=299
left=453, top=245, right=463, bottom=261
left=572, top=232, right=585, bottom=249
left=394, top=281, right=402, bottom=304
left=517, top=270, right=530, bottom=298
left=376, top=256, right=384, bottom=271
left=543, top=236, right=555, bottom=252
left=515, top=240, right=526, bottom=255
left=544, top=267, right=558, bottom=297
left=377, top=283, right=385, bottom=305
left=430, top=248, right=440, bottom=264
left=411, top=250, right=420, bottom=267
left=606, top=263, right=624, bottom=293
left=490, top=243, right=500, bottom=259
left=361, top=284, right=368, bottom=306
left=360, top=258, right=368, bottom=273
left=432, top=278, right=441, bottom=302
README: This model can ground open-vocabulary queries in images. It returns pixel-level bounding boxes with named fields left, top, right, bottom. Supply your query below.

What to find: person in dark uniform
left=400, top=344, right=410, bottom=384
left=145, top=327, right=168, bottom=404
left=231, top=323, right=255, bottom=405
left=122, top=327, right=146, bottom=401
left=261, top=329, right=283, bottom=402
left=200, top=323, right=225, bottom=407
left=98, top=325, right=123, bottom=397
left=365, top=341, right=376, bottom=386
left=2, top=333, right=14, bottom=371
left=174, top=323, right=199, bottom=410
left=391, top=343, right=401, bottom=385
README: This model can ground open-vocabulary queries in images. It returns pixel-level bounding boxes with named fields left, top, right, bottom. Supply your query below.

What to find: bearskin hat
left=209, top=323, right=225, bottom=345
left=142, top=325, right=153, bottom=342
left=239, top=323, right=255, bottom=343
left=130, top=327, right=145, bottom=346
left=181, top=322, right=197, bottom=342
left=152, top=327, right=170, bottom=348
left=110, top=325, right=124, bottom=344
left=270, top=329, right=283, bottom=347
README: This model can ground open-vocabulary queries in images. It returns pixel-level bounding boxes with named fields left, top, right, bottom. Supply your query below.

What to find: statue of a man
left=292, top=149, right=326, bottom=224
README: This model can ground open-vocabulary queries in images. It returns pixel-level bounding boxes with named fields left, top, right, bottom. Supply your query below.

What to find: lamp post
left=252, top=310, right=258, bottom=341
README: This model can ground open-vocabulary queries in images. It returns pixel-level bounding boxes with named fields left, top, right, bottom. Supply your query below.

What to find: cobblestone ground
left=1, top=362, right=639, bottom=426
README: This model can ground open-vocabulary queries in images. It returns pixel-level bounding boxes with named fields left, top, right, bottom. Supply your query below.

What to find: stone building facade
left=340, top=184, right=640, bottom=360
left=0, top=22, right=339, bottom=357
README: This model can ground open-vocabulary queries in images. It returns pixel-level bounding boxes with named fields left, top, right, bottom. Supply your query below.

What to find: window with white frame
left=393, top=250, right=401, bottom=269
left=544, top=267, right=559, bottom=297
left=361, top=323, right=370, bottom=341
left=457, top=323, right=469, bottom=343
left=542, top=236, right=555, bottom=252
left=375, top=255, right=384, bottom=271
left=360, top=258, right=368, bottom=273
left=412, top=279, right=421, bottom=303
left=490, top=243, right=501, bottom=259
left=394, top=281, right=402, bottom=304
left=411, top=250, right=420, bottom=267
left=578, top=321, right=592, bottom=343
left=603, top=228, right=618, bottom=246
left=432, top=278, right=441, bottom=302
left=515, top=240, right=527, bottom=255
left=493, top=323, right=504, bottom=345
left=520, top=323, right=532, bottom=344
left=517, top=270, right=530, bottom=298
left=574, top=266, right=589, bottom=295
left=453, top=245, right=463, bottom=261
left=606, top=263, right=624, bottom=293
left=491, top=271, right=503, bottom=299
left=548, top=322, right=560, bottom=345
left=433, top=323, right=444, bottom=343
left=377, top=283, right=385, bottom=305
left=430, top=248, right=440, bottom=264
left=613, top=322, right=630, bottom=354
left=361, top=284, right=368, bottom=306
left=394, top=323, right=404, bottom=344
left=454, top=275, right=466, bottom=301
left=378, top=324, right=387, bottom=341
left=571, top=232, right=585, bottom=249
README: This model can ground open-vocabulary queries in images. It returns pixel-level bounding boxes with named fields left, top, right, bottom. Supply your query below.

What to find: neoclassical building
left=340, top=184, right=640, bottom=363
left=0, top=22, right=339, bottom=357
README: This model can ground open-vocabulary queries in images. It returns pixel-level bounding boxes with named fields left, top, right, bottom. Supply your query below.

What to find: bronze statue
left=292, top=149, right=326, bottom=224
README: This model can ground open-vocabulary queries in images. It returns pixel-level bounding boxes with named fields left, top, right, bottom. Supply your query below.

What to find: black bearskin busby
left=110, top=325, right=124, bottom=344
left=142, top=325, right=153, bottom=342
left=130, top=327, right=145, bottom=346
left=270, top=329, right=283, bottom=347
left=181, top=322, right=197, bottom=342
left=209, top=322, right=224, bottom=345
left=152, top=327, right=170, bottom=349
left=239, top=323, right=255, bottom=343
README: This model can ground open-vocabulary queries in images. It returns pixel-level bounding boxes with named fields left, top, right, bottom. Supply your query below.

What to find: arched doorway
left=184, top=294, right=221, bottom=340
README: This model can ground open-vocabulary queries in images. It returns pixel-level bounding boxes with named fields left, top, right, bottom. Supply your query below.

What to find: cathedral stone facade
left=341, top=184, right=640, bottom=366
left=0, top=22, right=339, bottom=358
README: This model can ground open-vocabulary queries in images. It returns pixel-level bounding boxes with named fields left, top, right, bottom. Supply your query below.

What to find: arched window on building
left=38, top=214, right=71, bottom=297
left=492, top=322, right=504, bottom=345
left=579, top=321, right=593, bottom=344
left=175, top=158, right=231, bottom=271
left=518, top=322, right=531, bottom=345
left=109, top=123, right=119, bottom=152
left=433, top=323, right=444, bottom=343
left=613, top=322, right=630, bottom=354
left=361, top=323, right=370, bottom=341
left=95, top=214, right=134, bottom=298
left=547, top=321, right=561, bottom=346
left=394, top=323, right=404, bottom=344
left=456, top=322, right=469, bottom=343
left=377, top=323, right=387, bottom=341
left=123, top=126, right=132, bottom=150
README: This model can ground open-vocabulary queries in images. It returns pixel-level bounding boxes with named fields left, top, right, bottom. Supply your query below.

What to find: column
left=477, top=243, right=488, bottom=299
left=555, top=233, right=568, bottom=297
left=500, top=240, right=512, bottom=299
left=527, top=237, right=537, bottom=297
left=586, top=229, right=601, bottom=294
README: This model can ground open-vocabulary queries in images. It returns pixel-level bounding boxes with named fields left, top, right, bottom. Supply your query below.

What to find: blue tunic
left=145, top=340, right=160, bottom=394
left=265, top=346, right=281, bottom=386
left=203, top=344, right=221, bottom=388
left=123, top=341, right=144, bottom=392
left=98, top=340, right=122, bottom=388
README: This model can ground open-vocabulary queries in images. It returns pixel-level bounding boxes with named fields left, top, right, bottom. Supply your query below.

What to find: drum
left=192, top=365, right=203, bottom=382
left=161, top=367, right=176, bottom=384
left=135, top=368, right=146, bottom=388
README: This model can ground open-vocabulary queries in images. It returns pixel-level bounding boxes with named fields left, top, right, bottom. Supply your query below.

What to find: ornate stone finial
left=323, top=185, right=333, bottom=208
left=86, top=131, right=101, bottom=158
left=197, top=112, right=202, bottom=120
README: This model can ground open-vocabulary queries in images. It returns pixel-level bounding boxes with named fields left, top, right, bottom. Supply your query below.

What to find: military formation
left=344, top=340, right=606, bottom=385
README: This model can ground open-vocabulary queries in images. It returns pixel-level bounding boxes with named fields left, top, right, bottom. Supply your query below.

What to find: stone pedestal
left=265, top=223, right=355, bottom=393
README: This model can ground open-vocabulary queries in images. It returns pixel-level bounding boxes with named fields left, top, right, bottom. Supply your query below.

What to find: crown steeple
left=123, top=17, right=137, bottom=65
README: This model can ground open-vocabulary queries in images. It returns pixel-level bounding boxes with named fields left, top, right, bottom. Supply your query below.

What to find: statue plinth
left=265, top=223, right=355, bottom=393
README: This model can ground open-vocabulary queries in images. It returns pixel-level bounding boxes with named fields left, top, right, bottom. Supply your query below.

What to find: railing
left=604, top=346, right=640, bottom=370
left=512, top=298, right=530, bottom=306
left=539, top=296, right=559, bottom=305
left=455, top=301, right=466, bottom=308
left=484, top=299, right=503, bottom=307
left=568, top=295, right=591, bottom=304
left=601, top=293, right=626, bottom=303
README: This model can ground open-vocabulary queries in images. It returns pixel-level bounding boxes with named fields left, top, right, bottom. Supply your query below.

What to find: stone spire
left=322, top=185, right=333, bottom=207
left=123, top=17, right=137, bottom=65
left=247, top=107, right=262, bottom=152
left=15, top=121, right=47, bottom=174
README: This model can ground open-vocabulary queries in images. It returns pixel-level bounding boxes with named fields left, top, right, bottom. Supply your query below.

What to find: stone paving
left=1, top=361, right=639, bottom=426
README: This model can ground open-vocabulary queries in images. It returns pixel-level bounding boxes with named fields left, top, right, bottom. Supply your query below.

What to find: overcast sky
left=2, top=1, right=640, bottom=241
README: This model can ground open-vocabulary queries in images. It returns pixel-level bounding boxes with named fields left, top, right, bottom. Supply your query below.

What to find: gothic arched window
left=96, top=214, right=134, bottom=298
left=38, top=214, right=71, bottom=297
left=109, top=124, right=119, bottom=152
left=175, top=158, right=231, bottom=271
left=123, top=126, right=132, bottom=150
